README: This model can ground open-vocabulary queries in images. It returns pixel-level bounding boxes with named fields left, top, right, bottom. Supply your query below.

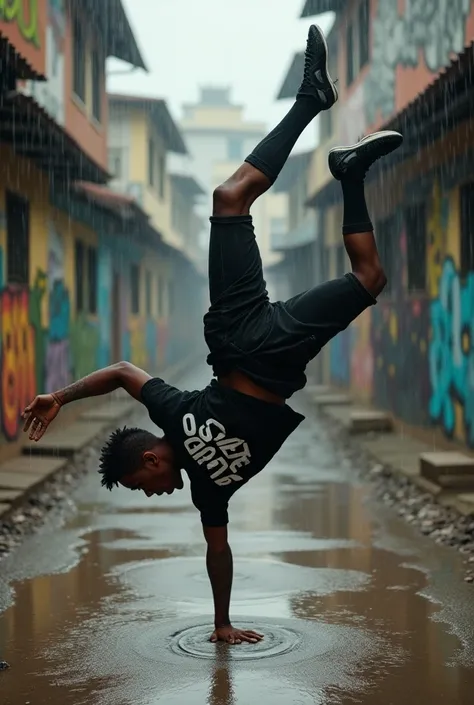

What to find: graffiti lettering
left=0, top=0, right=40, bottom=47
left=0, top=288, right=36, bottom=440
left=365, top=0, right=471, bottom=124
left=429, top=257, right=474, bottom=445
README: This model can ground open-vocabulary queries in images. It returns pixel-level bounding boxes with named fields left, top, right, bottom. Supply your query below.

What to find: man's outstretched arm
left=203, top=525, right=263, bottom=645
left=22, top=362, right=151, bottom=441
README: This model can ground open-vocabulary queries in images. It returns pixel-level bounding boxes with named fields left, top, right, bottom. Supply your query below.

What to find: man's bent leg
left=329, top=131, right=403, bottom=298
left=212, top=25, right=338, bottom=218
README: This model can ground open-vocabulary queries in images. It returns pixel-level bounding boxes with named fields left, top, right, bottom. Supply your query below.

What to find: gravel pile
left=322, top=415, right=474, bottom=584
left=0, top=429, right=111, bottom=562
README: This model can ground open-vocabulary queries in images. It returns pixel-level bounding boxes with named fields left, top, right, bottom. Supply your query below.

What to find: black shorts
left=203, top=215, right=376, bottom=398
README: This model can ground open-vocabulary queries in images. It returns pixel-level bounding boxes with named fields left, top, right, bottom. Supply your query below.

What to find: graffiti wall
left=330, top=328, right=351, bottom=386
left=24, top=0, right=66, bottom=125
left=0, top=0, right=47, bottom=77
left=0, top=215, right=101, bottom=443
left=344, top=169, right=474, bottom=448
left=341, top=0, right=474, bottom=135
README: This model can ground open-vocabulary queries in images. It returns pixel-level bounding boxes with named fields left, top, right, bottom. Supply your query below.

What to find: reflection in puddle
left=1, top=368, right=474, bottom=705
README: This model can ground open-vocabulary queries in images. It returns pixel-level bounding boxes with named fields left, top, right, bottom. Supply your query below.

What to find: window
left=227, top=137, right=243, bottom=161
left=108, top=148, right=123, bottom=178
left=6, top=191, right=29, bottom=285
left=145, top=271, right=153, bottom=316
left=73, top=14, right=85, bottom=101
left=346, top=23, right=354, bottom=86
left=460, top=181, right=474, bottom=277
left=91, top=45, right=103, bottom=121
left=75, top=240, right=85, bottom=312
left=130, top=264, right=140, bottom=315
left=87, top=246, right=98, bottom=314
left=376, top=215, right=397, bottom=294
left=358, top=0, right=370, bottom=70
left=158, top=155, right=165, bottom=199
left=405, top=203, right=427, bottom=292
left=148, top=138, right=155, bottom=186
left=75, top=242, right=97, bottom=314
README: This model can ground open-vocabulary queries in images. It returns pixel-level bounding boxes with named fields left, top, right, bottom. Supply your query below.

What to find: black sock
left=245, top=97, right=321, bottom=184
left=341, top=177, right=373, bottom=235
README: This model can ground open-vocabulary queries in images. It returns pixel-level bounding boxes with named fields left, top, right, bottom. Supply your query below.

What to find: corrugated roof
left=108, top=93, right=187, bottom=154
left=300, top=0, right=345, bottom=17
left=276, top=52, right=304, bottom=100
left=0, top=92, right=109, bottom=183
left=73, top=0, right=147, bottom=71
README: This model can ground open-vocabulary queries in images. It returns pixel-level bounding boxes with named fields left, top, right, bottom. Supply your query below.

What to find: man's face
left=120, top=443, right=184, bottom=497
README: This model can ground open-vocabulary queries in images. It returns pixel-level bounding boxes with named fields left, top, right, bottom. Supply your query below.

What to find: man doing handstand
left=22, top=25, right=402, bottom=646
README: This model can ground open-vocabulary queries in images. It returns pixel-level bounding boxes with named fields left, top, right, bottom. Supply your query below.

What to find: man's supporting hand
left=22, top=394, right=62, bottom=441
left=210, top=625, right=264, bottom=645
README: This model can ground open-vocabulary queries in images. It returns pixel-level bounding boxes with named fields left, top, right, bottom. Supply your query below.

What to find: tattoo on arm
left=53, top=366, right=122, bottom=405
left=55, top=379, right=88, bottom=405
left=206, top=543, right=233, bottom=627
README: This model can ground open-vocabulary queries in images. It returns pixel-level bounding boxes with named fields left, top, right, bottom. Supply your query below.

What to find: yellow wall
left=129, top=109, right=184, bottom=252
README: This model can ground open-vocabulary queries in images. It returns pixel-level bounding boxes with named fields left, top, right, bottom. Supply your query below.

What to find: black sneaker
left=328, top=130, right=403, bottom=180
left=297, top=24, right=338, bottom=110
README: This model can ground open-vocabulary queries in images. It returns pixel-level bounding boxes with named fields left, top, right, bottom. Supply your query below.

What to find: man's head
left=99, top=426, right=183, bottom=497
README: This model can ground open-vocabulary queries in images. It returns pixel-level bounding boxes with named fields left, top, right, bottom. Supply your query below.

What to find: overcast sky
left=107, top=0, right=333, bottom=151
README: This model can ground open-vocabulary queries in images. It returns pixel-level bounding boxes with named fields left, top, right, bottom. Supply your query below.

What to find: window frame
left=6, top=190, right=30, bottom=286
left=73, top=12, right=86, bottom=103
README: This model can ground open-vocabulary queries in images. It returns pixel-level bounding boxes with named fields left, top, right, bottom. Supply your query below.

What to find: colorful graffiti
left=364, top=0, right=472, bottom=126
left=26, top=0, right=66, bottom=125
left=372, top=297, right=430, bottom=425
left=350, top=309, right=374, bottom=399
left=0, top=0, right=41, bottom=47
left=46, top=222, right=71, bottom=392
left=330, top=328, right=351, bottom=386
left=0, top=287, right=37, bottom=440
left=429, top=257, right=474, bottom=445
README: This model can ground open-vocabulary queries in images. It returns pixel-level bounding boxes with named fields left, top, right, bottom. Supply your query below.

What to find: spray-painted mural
left=0, top=226, right=199, bottom=445
left=426, top=181, right=474, bottom=446
left=344, top=173, right=474, bottom=448
left=364, top=0, right=473, bottom=129
left=46, top=221, right=71, bottom=392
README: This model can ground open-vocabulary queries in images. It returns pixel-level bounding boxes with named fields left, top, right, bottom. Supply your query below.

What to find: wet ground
left=1, top=364, right=474, bottom=705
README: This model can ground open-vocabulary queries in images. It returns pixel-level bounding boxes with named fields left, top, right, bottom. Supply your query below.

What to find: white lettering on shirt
left=182, top=414, right=251, bottom=487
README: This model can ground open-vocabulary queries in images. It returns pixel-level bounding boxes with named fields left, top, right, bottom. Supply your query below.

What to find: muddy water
left=1, top=365, right=474, bottom=705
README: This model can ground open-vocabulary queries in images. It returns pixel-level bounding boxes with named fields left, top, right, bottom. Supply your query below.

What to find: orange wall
left=63, top=7, right=108, bottom=170
left=336, top=0, right=474, bottom=136
left=0, top=0, right=47, bottom=76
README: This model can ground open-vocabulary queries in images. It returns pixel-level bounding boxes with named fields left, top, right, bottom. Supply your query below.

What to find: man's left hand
left=210, top=625, right=264, bottom=645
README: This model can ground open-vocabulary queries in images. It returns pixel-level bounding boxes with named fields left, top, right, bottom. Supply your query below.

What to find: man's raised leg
left=213, top=25, right=338, bottom=218
left=328, top=131, right=404, bottom=297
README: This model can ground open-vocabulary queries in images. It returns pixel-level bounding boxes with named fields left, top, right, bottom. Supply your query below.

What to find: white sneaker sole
left=328, top=130, right=402, bottom=154
left=314, top=23, right=338, bottom=104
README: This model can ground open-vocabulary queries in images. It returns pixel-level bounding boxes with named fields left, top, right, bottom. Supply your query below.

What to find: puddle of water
left=0, top=368, right=474, bottom=705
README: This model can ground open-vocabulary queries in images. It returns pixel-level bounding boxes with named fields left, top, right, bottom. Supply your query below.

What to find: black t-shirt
left=141, top=378, right=304, bottom=526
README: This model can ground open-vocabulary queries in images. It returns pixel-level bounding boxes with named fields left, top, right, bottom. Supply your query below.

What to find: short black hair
left=99, top=426, right=158, bottom=490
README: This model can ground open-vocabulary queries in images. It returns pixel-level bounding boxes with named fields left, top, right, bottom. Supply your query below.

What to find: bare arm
left=53, top=361, right=151, bottom=405
left=204, top=525, right=233, bottom=628
left=22, top=362, right=151, bottom=442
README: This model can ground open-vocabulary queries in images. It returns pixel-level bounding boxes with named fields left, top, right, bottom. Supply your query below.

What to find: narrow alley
left=1, top=365, right=474, bottom=705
